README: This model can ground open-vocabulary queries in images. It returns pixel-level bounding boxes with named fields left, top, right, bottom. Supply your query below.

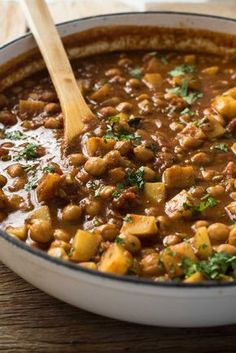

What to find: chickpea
left=143, top=166, right=156, bottom=181
left=163, top=235, right=181, bottom=247
left=7, top=194, right=24, bottom=210
left=207, top=223, right=230, bottom=244
left=84, top=157, right=107, bottom=176
left=116, top=102, right=133, bottom=113
left=62, top=204, right=82, bottom=222
left=217, top=244, right=236, bottom=256
left=140, top=253, right=163, bottom=277
left=192, top=220, right=210, bottom=231
left=54, top=229, right=71, bottom=242
left=85, top=199, right=102, bottom=216
left=28, top=219, right=53, bottom=243
left=228, top=227, right=236, bottom=246
left=127, top=78, right=141, bottom=89
left=0, top=111, right=17, bottom=125
left=68, top=153, right=86, bottom=166
left=119, top=234, right=141, bottom=254
left=105, top=68, right=122, bottom=77
left=7, top=163, right=24, bottom=178
left=50, top=239, right=71, bottom=252
left=44, top=117, right=62, bottom=129
left=138, top=99, right=153, bottom=114
left=230, top=192, right=236, bottom=200
left=118, top=58, right=132, bottom=67
left=190, top=186, right=205, bottom=198
left=103, top=150, right=121, bottom=167
left=99, top=185, right=116, bottom=199
left=206, top=185, right=225, bottom=198
left=133, top=145, right=154, bottom=162
left=115, top=141, right=132, bottom=156
left=99, top=106, right=117, bottom=117
left=169, top=122, right=184, bottom=132
left=108, top=167, right=125, bottom=182
left=0, top=175, right=7, bottom=187
left=44, top=103, right=60, bottom=114
left=96, top=224, right=120, bottom=241
left=41, top=90, right=57, bottom=102
left=191, top=152, right=211, bottom=165
left=47, top=247, right=68, bottom=260
left=9, top=177, right=26, bottom=192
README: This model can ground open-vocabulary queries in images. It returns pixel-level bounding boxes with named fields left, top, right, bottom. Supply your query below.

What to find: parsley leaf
left=180, top=107, right=194, bottom=116
left=129, top=67, right=142, bottom=78
left=43, top=165, right=56, bottom=173
left=183, top=193, right=217, bottom=216
left=123, top=215, right=132, bottom=223
left=103, top=125, right=141, bottom=145
left=167, top=80, right=203, bottom=105
left=213, top=143, right=228, bottom=152
left=169, top=64, right=196, bottom=77
left=126, top=167, right=145, bottom=189
left=15, top=143, right=38, bottom=161
left=116, top=237, right=125, bottom=245
left=5, top=131, right=27, bottom=140
left=24, top=175, right=38, bottom=191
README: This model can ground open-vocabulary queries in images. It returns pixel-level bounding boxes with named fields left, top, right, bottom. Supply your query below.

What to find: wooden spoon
left=20, top=0, right=95, bottom=144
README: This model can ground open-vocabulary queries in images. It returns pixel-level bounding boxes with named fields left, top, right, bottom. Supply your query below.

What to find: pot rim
left=1, top=10, right=236, bottom=289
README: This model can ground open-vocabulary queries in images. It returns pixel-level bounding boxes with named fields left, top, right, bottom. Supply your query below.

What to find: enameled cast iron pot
left=1, top=12, right=236, bottom=327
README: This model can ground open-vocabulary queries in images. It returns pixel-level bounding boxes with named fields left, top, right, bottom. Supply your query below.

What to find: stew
left=1, top=50, right=236, bottom=283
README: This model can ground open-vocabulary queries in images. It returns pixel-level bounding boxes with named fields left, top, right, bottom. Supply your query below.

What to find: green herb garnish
left=107, top=116, right=120, bottom=125
left=15, top=143, right=38, bottom=161
left=104, top=125, right=141, bottom=145
left=123, top=215, right=133, bottom=223
left=169, top=64, right=196, bottom=77
left=5, top=131, right=27, bottom=140
left=167, top=80, right=203, bottom=105
left=126, top=166, right=145, bottom=189
left=180, top=107, right=194, bottom=116
left=43, top=165, right=56, bottom=173
left=213, top=143, right=229, bottom=152
left=183, top=193, right=217, bottom=216
left=129, top=67, right=142, bottom=78
left=24, top=175, right=38, bottom=191
left=116, top=237, right=125, bottom=245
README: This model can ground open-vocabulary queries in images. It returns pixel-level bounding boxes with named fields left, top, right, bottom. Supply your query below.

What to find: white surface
left=1, top=12, right=236, bottom=327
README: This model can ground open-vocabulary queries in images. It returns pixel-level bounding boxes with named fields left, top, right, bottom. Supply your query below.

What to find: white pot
left=1, top=12, right=236, bottom=327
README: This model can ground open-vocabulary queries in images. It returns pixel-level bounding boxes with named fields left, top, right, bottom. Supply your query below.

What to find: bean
left=0, top=111, right=17, bottom=125
left=163, top=235, right=181, bottom=247
left=207, top=223, right=229, bottom=244
left=141, top=253, right=163, bottom=277
left=191, top=152, right=211, bottom=165
left=85, top=199, right=102, bottom=216
left=115, top=141, right=132, bottom=156
left=99, top=185, right=116, bottom=199
left=133, top=145, right=154, bottom=162
left=84, top=157, right=107, bottom=176
left=50, top=240, right=71, bottom=252
left=28, top=219, right=53, bottom=243
left=143, top=167, right=156, bottom=181
left=99, top=106, right=117, bottom=117
left=47, top=247, right=68, bottom=260
left=54, top=229, right=71, bottom=242
left=108, top=168, right=125, bottom=182
left=206, top=185, right=225, bottom=198
left=44, top=103, right=60, bottom=114
left=192, top=220, right=210, bottom=231
left=96, top=224, right=120, bottom=241
left=7, top=163, right=24, bottom=178
left=217, top=244, right=236, bottom=256
left=44, top=117, right=62, bottom=129
left=116, top=102, right=133, bottom=113
left=119, top=234, right=141, bottom=254
left=0, top=175, right=7, bottom=187
left=228, top=227, right=236, bottom=246
left=62, top=204, right=82, bottom=222
left=103, top=151, right=121, bottom=167
left=68, top=153, right=86, bottom=166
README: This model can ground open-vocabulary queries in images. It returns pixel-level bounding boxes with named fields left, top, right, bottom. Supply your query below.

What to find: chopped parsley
left=115, top=237, right=125, bottom=245
left=180, top=107, right=194, bottom=116
left=183, top=193, right=217, bottom=216
left=43, top=165, right=56, bottom=173
left=123, top=215, right=133, bottom=223
left=5, top=131, right=27, bottom=140
left=15, top=143, right=38, bottom=161
left=126, top=166, right=145, bottom=189
left=167, top=79, right=203, bottom=105
left=103, top=125, right=141, bottom=145
left=107, top=116, right=120, bottom=125
left=24, top=175, right=38, bottom=191
left=182, top=252, right=236, bottom=280
left=129, top=67, right=142, bottom=78
left=213, top=143, right=229, bottom=152
left=94, top=184, right=105, bottom=198
left=169, top=64, right=196, bottom=77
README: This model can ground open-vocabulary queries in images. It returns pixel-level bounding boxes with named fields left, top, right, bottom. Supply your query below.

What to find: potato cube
left=163, top=165, right=195, bottom=188
left=71, top=230, right=101, bottom=262
left=36, top=173, right=61, bottom=202
left=212, top=95, right=236, bottom=120
left=144, top=182, right=165, bottom=204
left=27, top=205, right=51, bottom=223
left=178, top=123, right=206, bottom=149
left=184, top=272, right=205, bottom=283
left=143, top=73, right=162, bottom=89
left=193, top=226, right=212, bottom=260
left=225, top=202, right=236, bottom=221
left=6, top=225, right=27, bottom=240
left=161, top=242, right=197, bottom=278
left=19, top=99, right=45, bottom=116
left=98, top=243, right=132, bottom=275
left=121, top=214, right=158, bottom=237
left=231, top=142, right=236, bottom=155
left=86, top=137, right=115, bottom=156
left=203, top=115, right=225, bottom=139
left=165, top=190, right=193, bottom=219
left=90, top=84, right=110, bottom=102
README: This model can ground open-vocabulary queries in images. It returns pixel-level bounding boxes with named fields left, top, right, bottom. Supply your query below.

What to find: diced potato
left=121, top=214, right=158, bottom=237
left=178, top=123, right=206, bottom=149
left=36, top=173, right=61, bottom=202
left=27, top=205, right=51, bottom=222
left=71, top=230, right=101, bottom=262
left=225, top=201, right=236, bottom=221
left=161, top=242, right=197, bottom=278
left=165, top=189, right=193, bottom=219
left=98, top=243, right=132, bottom=275
left=184, top=272, right=205, bottom=283
left=90, top=84, right=110, bottom=102
left=231, top=142, right=236, bottom=155
left=79, top=262, right=97, bottom=270
left=203, top=115, right=225, bottom=139
left=212, top=95, right=236, bottom=120
left=201, top=66, right=219, bottom=75
left=143, top=73, right=162, bottom=89
left=163, top=165, right=195, bottom=188
left=86, top=137, right=115, bottom=156
left=6, top=225, right=27, bottom=240
left=144, top=182, right=165, bottom=204
left=193, top=226, right=212, bottom=260
left=19, top=99, right=45, bottom=116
